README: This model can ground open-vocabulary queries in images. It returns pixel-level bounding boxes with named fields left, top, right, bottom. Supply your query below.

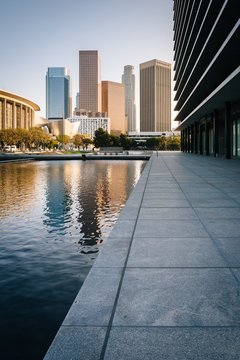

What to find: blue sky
left=0, top=0, right=175, bottom=128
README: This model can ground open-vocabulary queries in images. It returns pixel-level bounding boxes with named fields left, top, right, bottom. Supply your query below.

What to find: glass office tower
left=46, top=68, right=72, bottom=121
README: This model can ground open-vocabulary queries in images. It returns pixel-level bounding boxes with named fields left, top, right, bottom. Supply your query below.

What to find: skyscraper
left=122, top=65, right=136, bottom=132
left=46, top=68, right=72, bottom=121
left=102, top=81, right=126, bottom=135
left=79, top=50, right=102, bottom=112
left=140, top=59, right=171, bottom=132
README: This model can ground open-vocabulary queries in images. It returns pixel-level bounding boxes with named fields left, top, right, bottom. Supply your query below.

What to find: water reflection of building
left=42, top=161, right=145, bottom=252
left=0, top=163, right=40, bottom=218
left=43, top=163, right=73, bottom=231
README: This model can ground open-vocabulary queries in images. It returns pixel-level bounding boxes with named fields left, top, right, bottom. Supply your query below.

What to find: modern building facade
left=122, top=65, right=136, bottom=132
left=0, top=89, right=40, bottom=130
left=140, top=59, right=171, bottom=132
left=46, top=67, right=72, bottom=121
left=173, top=0, right=240, bottom=158
left=48, top=116, right=110, bottom=139
left=68, top=116, right=110, bottom=139
left=79, top=50, right=102, bottom=112
left=102, top=81, right=126, bottom=135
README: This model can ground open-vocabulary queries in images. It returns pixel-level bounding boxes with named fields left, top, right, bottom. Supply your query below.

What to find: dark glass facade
left=173, top=0, right=240, bottom=158
left=46, top=68, right=72, bottom=121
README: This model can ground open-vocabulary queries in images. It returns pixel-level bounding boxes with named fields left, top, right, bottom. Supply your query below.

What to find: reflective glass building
left=174, top=0, right=240, bottom=158
left=46, top=68, right=72, bottom=121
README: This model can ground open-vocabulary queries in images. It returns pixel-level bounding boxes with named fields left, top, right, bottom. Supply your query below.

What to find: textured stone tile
left=186, top=191, right=228, bottom=199
left=108, top=219, right=136, bottom=238
left=138, top=207, right=197, bottom=220
left=195, top=207, right=240, bottom=219
left=189, top=198, right=238, bottom=208
left=143, top=192, right=187, bottom=200
left=202, top=219, right=240, bottom=237
left=117, top=205, right=139, bottom=220
left=63, top=267, right=122, bottom=326
left=93, top=238, right=130, bottom=267
left=128, top=237, right=224, bottom=267
left=43, top=326, right=106, bottom=360
left=214, top=238, right=240, bottom=266
left=104, top=327, right=240, bottom=360
left=135, top=219, right=208, bottom=237
left=142, top=198, right=191, bottom=208
left=113, top=268, right=240, bottom=326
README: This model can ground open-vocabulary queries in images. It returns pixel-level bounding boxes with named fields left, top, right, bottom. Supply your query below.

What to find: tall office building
left=122, top=65, right=136, bottom=132
left=79, top=50, right=102, bottom=112
left=173, top=0, right=239, bottom=158
left=46, top=68, right=72, bottom=121
left=140, top=59, right=171, bottom=132
left=76, top=92, right=80, bottom=109
left=102, top=81, right=126, bottom=135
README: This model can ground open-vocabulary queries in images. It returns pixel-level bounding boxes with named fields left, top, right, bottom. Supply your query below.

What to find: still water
left=0, top=160, right=146, bottom=360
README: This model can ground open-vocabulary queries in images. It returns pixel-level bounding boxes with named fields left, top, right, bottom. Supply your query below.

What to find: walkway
left=44, top=152, right=240, bottom=360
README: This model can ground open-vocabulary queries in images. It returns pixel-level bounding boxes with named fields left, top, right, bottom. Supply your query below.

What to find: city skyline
left=0, top=0, right=175, bottom=129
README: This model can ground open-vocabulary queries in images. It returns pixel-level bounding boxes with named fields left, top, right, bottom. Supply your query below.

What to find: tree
left=56, top=135, right=71, bottom=146
left=109, top=134, right=121, bottom=147
left=120, top=134, right=131, bottom=149
left=93, top=128, right=112, bottom=148
left=166, top=135, right=181, bottom=150
left=82, top=137, right=93, bottom=150
left=73, top=134, right=84, bottom=149
left=146, top=137, right=160, bottom=150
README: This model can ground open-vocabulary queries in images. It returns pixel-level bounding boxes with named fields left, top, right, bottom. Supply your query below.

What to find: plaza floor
left=44, top=152, right=240, bottom=360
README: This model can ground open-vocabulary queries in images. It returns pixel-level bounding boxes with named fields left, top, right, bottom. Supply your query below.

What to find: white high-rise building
left=122, top=65, right=136, bottom=132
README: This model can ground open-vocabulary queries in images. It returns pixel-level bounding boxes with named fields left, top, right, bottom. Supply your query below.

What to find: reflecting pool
left=0, top=160, right=146, bottom=360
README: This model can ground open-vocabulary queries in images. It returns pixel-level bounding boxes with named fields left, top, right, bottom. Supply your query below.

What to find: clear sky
left=0, top=0, right=176, bottom=129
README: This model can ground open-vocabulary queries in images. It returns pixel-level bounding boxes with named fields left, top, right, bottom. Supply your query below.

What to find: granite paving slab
left=104, top=327, right=240, bottom=360
left=113, top=268, right=240, bottom=327
left=44, top=326, right=107, bottom=360
left=128, top=237, right=225, bottom=267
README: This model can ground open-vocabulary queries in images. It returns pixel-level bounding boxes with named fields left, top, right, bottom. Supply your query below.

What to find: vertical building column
left=3, top=99, right=6, bottom=129
left=187, top=126, right=190, bottom=153
left=225, top=102, right=231, bottom=159
left=214, top=109, right=219, bottom=157
left=199, top=125, right=203, bottom=155
left=183, top=129, right=187, bottom=152
left=190, top=125, right=194, bottom=153
left=194, top=122, right=198, bottom=153
left=30, top=109, right=33, bottom=128
left=181, top=130, right=184, bottom=151
left=206, top=121, right=209, bottom=156
left=20, top=104, right=23, bottom=128
left=13, top=101, right=16, bottom=128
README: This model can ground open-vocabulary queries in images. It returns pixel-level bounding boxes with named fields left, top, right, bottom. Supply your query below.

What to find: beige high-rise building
left=140, top=59, right=171, bottom=132
left=102, top=81, right=127, bottom=136
left=79, top=50, right=102, bottom=112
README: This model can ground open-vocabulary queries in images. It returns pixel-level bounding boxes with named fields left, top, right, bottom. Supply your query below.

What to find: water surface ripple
left=0, top=160, right=146, bottom=360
